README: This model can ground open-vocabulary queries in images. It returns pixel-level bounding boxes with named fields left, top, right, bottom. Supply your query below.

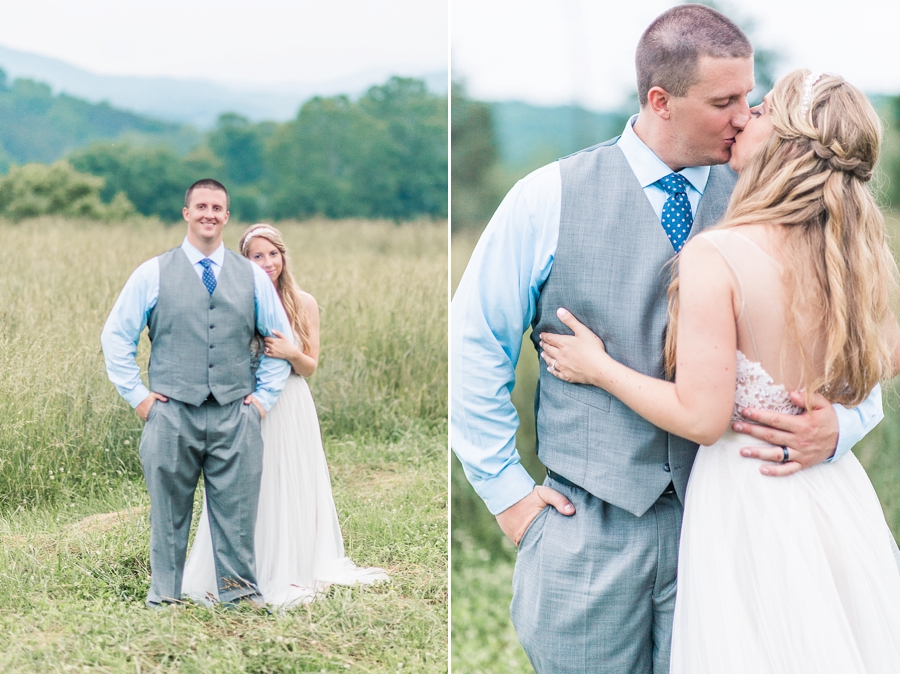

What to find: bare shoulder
left=299, top=291, right=320, bottom=318
left=679, top=234, right=725, bottom=266
left=679, top=234, right=739, bottom=296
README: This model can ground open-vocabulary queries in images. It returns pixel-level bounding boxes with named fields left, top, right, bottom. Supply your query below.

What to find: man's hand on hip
left=136, top=392, right=168, bottom=421
left=733, top=390, right=839, bottom=477
left=496, top=485, right=575, bottom=546
left=243, top=394, right=267, bottom=420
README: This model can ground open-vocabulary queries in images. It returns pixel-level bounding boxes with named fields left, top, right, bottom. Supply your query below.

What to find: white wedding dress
left=182, top=373, right=389, bottom=608
left=669, top=230, right=900, bottom=673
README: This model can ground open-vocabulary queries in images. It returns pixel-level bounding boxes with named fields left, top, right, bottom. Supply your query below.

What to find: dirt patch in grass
left=73, top=507, right=148, bottom=535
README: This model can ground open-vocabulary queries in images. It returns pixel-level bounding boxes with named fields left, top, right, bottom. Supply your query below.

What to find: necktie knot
left=657, top=172, right=689, bottom=196
left=199, top=258, right=213, bottom=270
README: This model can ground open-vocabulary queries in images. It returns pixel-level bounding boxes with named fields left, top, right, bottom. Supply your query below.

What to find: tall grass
left=0, top=217, right=446, bottom=511
left=451, top=213, right=900, bottom=673
left=0, top=217, right=447, bottom=673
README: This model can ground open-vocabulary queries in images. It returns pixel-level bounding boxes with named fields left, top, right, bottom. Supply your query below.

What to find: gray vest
left=531, top=141, right=737, bottom=516
left=148, top=247, right=257, bottom=407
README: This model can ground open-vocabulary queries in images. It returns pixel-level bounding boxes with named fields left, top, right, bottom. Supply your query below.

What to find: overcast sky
left=452, top=0, right=900, bottom=110
left=0, top=0, right=448, bottom=86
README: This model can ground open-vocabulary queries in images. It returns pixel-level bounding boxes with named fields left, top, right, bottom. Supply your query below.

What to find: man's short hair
left=636, top=4, right=752, bottom=106
left=185, top=178, right=229, bottom=210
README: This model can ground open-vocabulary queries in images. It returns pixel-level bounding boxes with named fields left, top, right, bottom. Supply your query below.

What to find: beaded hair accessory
left=799, top=72, right=824, bottom=116
left=241, top=225, right=281, bottom=252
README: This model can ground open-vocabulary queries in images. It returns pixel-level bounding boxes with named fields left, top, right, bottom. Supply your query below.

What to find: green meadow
left=0, top=218, right=447, bottom=673
left=450, top=214, right=900, bottom=673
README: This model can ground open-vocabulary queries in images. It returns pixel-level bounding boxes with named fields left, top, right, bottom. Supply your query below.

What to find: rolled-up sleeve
left=451, top=163, right=560, bottom=515
left=251, top=262, right=293, bottom=411
left=100, top=258, right=159, bottom=408
left=829, top=383, right=884, bottom=462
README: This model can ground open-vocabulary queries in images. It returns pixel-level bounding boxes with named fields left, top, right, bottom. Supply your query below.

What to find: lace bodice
left=732, top=350, right=803, bottom=421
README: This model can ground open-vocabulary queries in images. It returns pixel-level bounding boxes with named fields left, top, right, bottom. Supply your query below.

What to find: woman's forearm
left=592, top=357, right=731, bottom=446
left=288, top=348, right=317, bottom=377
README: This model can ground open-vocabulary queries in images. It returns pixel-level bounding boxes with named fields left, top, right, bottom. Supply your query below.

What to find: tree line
left=0, top=71, right=447, bottom=222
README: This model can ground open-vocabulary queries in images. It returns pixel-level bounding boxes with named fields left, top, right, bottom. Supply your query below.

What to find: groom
left=101, top=178, right=293, bottom=607
left=451, top=5, right=883, bottom=673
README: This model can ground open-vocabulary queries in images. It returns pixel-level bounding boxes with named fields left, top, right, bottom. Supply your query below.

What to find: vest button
left=209, top=364, right=214, bottom=369
left=209, top=325, right=215, bottom=329
left=209, top=344, right=215, bottom=349
left=664, top=462, right=671, bottom=472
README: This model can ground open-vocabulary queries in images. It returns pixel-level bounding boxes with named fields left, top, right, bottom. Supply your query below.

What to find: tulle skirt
left=182, top=374, right=389, bottom=608
left=670, top=430, right=900, bottom=673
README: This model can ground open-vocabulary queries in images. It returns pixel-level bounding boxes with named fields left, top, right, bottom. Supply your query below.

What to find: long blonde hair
left=664, top=69, right=899, bottom=406
left=239, top=224, right=313, bottom=351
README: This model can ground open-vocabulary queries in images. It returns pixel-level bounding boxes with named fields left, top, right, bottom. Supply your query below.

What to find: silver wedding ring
left=549, top=359, right=557, bottom=373
left=780, top=446, right=790, bottom=464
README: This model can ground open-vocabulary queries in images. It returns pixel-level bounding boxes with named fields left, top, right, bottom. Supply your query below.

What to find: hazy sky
left=1, top=0, right=448, bottom=86
left=453, top=0, right=900, bottom=110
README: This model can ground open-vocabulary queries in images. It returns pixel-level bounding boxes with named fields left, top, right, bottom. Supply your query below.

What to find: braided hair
left=664, top=69, right=898, bottom=405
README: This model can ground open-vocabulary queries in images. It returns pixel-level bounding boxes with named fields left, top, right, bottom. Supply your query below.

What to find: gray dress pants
left=139, top=397, right=264, bottom=606
left=511, top=474, right=683, bottom=674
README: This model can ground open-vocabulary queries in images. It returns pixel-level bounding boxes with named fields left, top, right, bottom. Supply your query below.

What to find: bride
left=540, top=70, right=900, bottom=671
left=183, top=223, right=389, bottom=607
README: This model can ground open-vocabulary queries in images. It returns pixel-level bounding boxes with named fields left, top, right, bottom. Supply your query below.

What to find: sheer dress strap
left=694, top=230, right=761, bottom=363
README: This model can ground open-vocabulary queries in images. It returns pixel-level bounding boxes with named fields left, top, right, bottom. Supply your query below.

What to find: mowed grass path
left=451, top=214, right=900, bottom=673
left=0, top=218, right=447, bottom=673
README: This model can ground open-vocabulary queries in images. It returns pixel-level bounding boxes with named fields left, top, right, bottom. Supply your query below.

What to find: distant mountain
left=0, top=77, right=199, bottom=167
left=0, top=44, right=447, bottom=128
left=490, top=100, right=632, bottom=169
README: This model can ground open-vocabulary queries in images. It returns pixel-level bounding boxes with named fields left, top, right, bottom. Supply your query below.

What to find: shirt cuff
left=124, top=383, right=151, bottom=409
left=471, top=462, right=538, bottom=516
left=252, top=388, right=276, bottom=412
left=829, top=400, right=874, bottom=462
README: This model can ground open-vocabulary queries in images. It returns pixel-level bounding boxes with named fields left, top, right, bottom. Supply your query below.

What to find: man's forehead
left=189, top=188, right=228, bottom=206
left=692, top=56, right=755, bottom=97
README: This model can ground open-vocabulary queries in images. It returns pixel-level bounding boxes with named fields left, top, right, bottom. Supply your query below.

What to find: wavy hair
left=239, top=224, right=313, bottom=351
left=664, top=69, right=899, bottom=406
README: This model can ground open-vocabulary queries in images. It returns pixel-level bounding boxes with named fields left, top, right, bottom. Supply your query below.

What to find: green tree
left=208, top=113, right=268, bottom=185
left=356, top=77, right=448, bottom=220
left=266, top=94, right=361, bottom=219
left=69, top=143, right=217, bottom=220
left=879, top=95, right=900, bottom=209
left=451, top=83, right=500, bottom=231
left=265, top=78, right=447, bottom=221
left=0, top=161, right=135, bottom=222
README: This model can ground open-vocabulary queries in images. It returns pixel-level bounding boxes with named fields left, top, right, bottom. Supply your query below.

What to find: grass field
left=0, top=217, right=448, bottom=673
left=451, top=214, right=900, bottom=674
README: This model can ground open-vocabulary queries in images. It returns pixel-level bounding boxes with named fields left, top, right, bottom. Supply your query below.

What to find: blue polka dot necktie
left=656, top=173, right=694, bottom=253
left=199, top=258, right=217, bottom=295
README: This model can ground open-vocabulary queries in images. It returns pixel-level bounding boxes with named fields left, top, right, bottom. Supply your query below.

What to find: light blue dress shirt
left=451, top=118, right=884, bottom=516
left=101, top=238, right=294, bottom=412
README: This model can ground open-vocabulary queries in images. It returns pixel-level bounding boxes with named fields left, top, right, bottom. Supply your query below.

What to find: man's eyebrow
left=709, top=94, right=736, bottom=102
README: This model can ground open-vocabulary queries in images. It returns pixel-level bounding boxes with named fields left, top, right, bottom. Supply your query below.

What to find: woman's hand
left=539, top=308, right=609, bottom=385
left=263, top=330, right=299, bottom=361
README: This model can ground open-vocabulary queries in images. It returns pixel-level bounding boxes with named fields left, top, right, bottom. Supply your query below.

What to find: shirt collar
left=181, top=237, right=225, bottom=267
left=617, top=114, right=710, bottom=194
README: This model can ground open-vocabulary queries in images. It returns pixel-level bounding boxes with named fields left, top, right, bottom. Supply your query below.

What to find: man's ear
left=646, top=86, right=673, bottom=121
left=183, top=207, right=189, bottom=221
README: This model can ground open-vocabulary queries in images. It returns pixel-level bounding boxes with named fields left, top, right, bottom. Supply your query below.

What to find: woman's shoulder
left=296, top=291, right=320, bottom=326
left=695, top=223, right=775, bottom=245
left=297, top=290, right=318, bottom=310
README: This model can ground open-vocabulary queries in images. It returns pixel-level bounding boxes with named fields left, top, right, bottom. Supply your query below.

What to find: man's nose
left=733, top=101, right=751, bottom=130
